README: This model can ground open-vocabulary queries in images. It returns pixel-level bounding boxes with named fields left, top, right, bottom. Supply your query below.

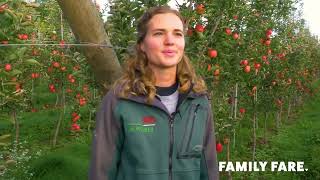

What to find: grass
left=0, top=79, right=95, bottom=179
left=0, top=106, right=94, bottom=179
left=22, top=143, right=90, bottom=180
left=230, top=91, right=320, bottom=179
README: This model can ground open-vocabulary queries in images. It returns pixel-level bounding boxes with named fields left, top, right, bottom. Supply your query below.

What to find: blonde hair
left=113, top=6, right=207, bottom=103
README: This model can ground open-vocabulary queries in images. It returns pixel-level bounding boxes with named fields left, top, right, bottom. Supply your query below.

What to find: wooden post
left=252, top=88, right=257, bottom=161
left=13, top=110, right=19, bottom=145
left=233, top=83, right=238, bottom=149
left=60, top=10, right=64, bottom=40
left=287, top=98, right=291, bottom=120
left=52, top=86, right=66, bottom=147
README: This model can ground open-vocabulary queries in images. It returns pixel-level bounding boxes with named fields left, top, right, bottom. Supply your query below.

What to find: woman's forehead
left=147, top=13, right=184, bottom=31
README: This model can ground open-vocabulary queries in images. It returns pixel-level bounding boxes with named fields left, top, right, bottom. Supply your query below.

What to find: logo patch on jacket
left=128, top=116, right=156, bottom=133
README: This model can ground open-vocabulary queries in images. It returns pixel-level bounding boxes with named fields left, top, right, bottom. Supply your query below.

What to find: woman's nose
left=164, top=34, right=174, bottom=45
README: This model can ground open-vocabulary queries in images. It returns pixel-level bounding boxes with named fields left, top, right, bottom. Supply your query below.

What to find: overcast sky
left=96, top=0, right=320, bottom=38
left=302, top=0, right=320, bottom=38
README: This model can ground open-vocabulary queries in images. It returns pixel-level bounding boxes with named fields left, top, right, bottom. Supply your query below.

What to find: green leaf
left=2, top=82, right=17, bottom=86
left=0, top=134, right=11, bottom=141
left=25, top=59, right=41, bottom=66
left=21, top=21, right=32, bottom=26
left=17, top=47, right=28, bottom=59
left=0, top=29, right=7, bottom=39
left=0, top=143, right=10, bottom=146
left=8, top=69, right=22, bottom=76
left=4, top=9, right=18, bottom=21
left=8, top=53, right=17, bottom=61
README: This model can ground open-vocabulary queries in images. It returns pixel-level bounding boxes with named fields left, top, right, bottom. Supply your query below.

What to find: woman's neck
left=152, top=67, right=177, bottom=87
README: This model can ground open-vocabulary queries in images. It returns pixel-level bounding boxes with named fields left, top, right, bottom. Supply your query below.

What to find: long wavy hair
left=113, top=6, right=207, bottom=103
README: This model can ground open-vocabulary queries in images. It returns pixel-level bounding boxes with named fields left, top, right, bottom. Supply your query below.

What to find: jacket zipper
left=169, top=115, right=174, bottom=180
left=185, top=104, right=200, bottom=152
left=169, top=105, right=199, bottom=179
left=121, top=95, right=192, bottom=179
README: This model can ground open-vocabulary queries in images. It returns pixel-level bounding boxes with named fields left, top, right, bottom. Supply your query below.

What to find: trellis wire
left=0, top=43, right=127, bottom=49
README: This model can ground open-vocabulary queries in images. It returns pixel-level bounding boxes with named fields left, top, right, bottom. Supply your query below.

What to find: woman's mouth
left=162, top=50, right=176, bottom=57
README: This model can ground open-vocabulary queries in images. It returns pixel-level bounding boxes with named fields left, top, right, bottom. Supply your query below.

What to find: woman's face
left=140, top=13, right=185, bottom=71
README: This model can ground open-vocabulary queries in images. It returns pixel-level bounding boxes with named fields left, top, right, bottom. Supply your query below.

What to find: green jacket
left=89, top=84, right=219, bottom=180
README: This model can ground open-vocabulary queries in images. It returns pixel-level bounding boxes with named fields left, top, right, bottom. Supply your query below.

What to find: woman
left=89, top=6, right=219, bottom=180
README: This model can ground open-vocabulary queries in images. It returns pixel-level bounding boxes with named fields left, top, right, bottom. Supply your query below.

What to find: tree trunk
left=56, top=0, right=122, bottom=94
left=264, top=112, right=268, bottom=144
left=227, top=141, right=232, bottom=180
left=287, top=98, right=291, bottom=120
left=252, top=110, right=256, bottom=161
left=52, top=86, right=65, bottom=147
left=252, top=90, right=257, bottom=161
left=13, top=110, right=19, bottom=145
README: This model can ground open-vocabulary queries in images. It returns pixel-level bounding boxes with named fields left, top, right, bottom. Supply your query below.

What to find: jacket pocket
left=177, top=104, right=208, bottom=159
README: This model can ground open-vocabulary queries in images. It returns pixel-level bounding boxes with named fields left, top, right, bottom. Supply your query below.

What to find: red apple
left=243, top=65, right=251, bottom=73
left=275, top=99, right=283, bottom=106
left=60, top=66, right=66, bottom=71
left=252, top=86, right=257, bottom=92
left=83, top=85, right=89, bottom=93
left=15, top=83, right=22, bottom=92
left=208, top=49, right=218, bottom=58
left=73, top=65, right=80, bottom=71
left=71, top=123, right=80, bottom=131
left=22, top=34, right=28, bottom=40
left=195, top=24, right=205, bottom=33
left=207, top=64, right=212, bottom=71
left=233, top=33, right=239, bottom=40
left=79, top=97, right=87, bottom=106
left=31, top=73, right=40, bottom=79
left=187, top=28, right=193, bottom=36
left=225, top=28, right=232, bottom=35
left=262, top=56, right=267, bottom=61
left=72, top=114, right=80, bottom=122
left=4, top=64, right=12, bottom=72
left=265, top=40, right=271, bottom=46
left=213, top=69, right=220, bottom=76
left=240, top=59, right=249, bottom=66
left=216, top=142, right=223, bottom=153
left=66, top=88, right=73, bottom=93
left=69, top=78, right=75, bottom=83
left=254, top=63, right=261, bottom=70
left=52, top=50, right=59, bottom=55
left=59, top=40, right=65, bottom=48
left=196, top=4, right=205, bottom=14
left=239, top=108, right=246, bottom=114
left=266, top=29, right=272, bottom=36
left=17, top=34, right=23, bottom=40
left=52, top=62, right=60, bottom=68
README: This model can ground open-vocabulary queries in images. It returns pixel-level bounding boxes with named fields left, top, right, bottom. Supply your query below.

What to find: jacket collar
left=117, top=82, right=207, bottom=116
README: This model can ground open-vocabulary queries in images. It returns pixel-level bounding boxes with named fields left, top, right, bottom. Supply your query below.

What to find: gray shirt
left=157, top=89, right=179, bottom=114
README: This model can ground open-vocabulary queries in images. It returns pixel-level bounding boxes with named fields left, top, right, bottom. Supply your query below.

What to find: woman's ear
left=139, top=43, right=145, bottom=53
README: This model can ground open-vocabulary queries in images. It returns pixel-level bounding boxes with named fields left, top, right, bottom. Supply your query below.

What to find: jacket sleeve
left=200, top=99, right=219, bottom=180
left=88, top=90, right=124, bottom=180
